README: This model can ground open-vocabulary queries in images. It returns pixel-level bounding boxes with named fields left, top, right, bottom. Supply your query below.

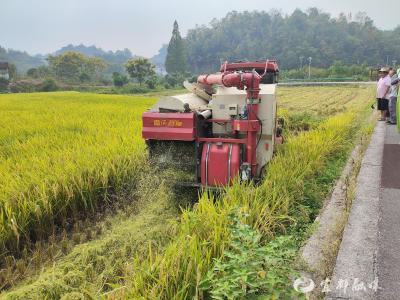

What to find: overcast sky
left=1, top=0, right=399, bottom=57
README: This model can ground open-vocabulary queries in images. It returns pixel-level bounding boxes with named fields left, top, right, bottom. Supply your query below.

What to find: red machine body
left=142, top=60, right=280, bottom=187
left=142, top=112, right=196, bottom=141
left=201, top=143, right=241, bottom=186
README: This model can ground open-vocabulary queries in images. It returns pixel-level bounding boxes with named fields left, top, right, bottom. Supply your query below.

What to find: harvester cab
left=142, top=60, right=281, bottom=188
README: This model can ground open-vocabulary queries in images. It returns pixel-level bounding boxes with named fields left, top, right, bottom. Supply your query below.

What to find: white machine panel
left=150, top=93, right=208, bottom=112
left=211, top=84, right=277, bottom=173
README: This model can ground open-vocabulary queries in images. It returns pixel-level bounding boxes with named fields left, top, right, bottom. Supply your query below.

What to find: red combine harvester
left=142, top=60, right=281, bottom=187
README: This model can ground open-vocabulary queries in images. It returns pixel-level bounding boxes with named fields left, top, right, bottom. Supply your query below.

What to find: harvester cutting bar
left=197, top=138, right=247, bottom=144
left=204, top=119, right=232, bottom=123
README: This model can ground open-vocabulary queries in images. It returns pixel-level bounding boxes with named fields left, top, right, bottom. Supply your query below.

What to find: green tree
left=82, top=56, right=107, bottom=82
left=165, top=21, right=187, bottom=73
left=38, top=78, right=58, bottom=92
left=0, top=78, right=8, bottom=92
left=37, top=66, right=52, bottom=78
left=8, top=63, right=17, bottom=80
left=27, top=66, right=52, bottom=79
left=112, top=72, right=129, bottom=87
left=164, top=72, right=187, bottom=88
left=47, top=52, right=84, bottom=82
left=328, top=60, right=346, bottom=76
left=27, top=68, right=39, bottom=78
left=184, top=9, right=394, bottom=73
left=47, top=51, right=106, bottom=83
left=145, top=75, right=159, bottom=89
left=125, top=58, right=155, bottom=86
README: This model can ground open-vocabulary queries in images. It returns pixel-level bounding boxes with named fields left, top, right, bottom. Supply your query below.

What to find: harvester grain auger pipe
left=197, top=71, right=262, bottom=99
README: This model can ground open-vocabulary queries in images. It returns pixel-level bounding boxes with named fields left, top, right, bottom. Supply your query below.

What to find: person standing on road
left=376, top=67, right=391, bottom=121
left=388, top=68, right=400, bottom=125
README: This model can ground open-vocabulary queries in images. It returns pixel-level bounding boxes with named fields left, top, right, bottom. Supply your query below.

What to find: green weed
left=200, top=210, right=301, bottom=299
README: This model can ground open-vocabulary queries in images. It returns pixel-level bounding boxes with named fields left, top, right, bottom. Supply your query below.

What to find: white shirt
left=377, top=75, right=391, bottom=99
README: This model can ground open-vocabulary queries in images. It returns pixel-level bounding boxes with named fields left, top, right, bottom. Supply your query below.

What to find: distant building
left=0, top=62, right=10, bottom=80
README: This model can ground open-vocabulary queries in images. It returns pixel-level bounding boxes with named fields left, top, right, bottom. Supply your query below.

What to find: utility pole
left=308, top=57, right=312, bottom=79
left=299, top=56, right=304, bottom=69
left=386, top=55, right=389, bottom=66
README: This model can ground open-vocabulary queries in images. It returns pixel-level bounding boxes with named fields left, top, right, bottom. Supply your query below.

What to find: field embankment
left=0, top=86, right=375, bottom=299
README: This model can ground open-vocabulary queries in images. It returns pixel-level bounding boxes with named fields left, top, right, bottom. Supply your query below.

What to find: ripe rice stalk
left=0, top=92, right=155, bottom=255
left=125, top=102, right=372, bottom=299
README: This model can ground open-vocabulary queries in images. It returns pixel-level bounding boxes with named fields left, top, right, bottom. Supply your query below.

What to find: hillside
left=0, top=44, right=134, bottom=76
left=54, top=44, right=134, bottom=75
left=184, top=8, right=400, bottom=73
left=0, top=46, right=45, bottom=74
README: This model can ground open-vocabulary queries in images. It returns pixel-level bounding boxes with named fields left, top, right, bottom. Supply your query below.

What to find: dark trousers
left=389, top=97, right=397, bottom=123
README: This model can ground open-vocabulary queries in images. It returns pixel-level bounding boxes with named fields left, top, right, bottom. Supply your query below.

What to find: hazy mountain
left=0, top=46, right=45, bottom=74
left=0, top=44, right=135, bottom=76
left=150, top=44, right=168, bottom=74
left=55, top=44, right=132, bottom=63
left=150, top=44, right=167, bottom=66
left=54, top=44, right=134, bottom=74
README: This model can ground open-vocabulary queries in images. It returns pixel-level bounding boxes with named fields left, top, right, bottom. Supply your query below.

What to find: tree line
left=2, top=50, right=187, bottom=93
left=182, top=8, right=400, bottom=73
left=3, top=7, right=398, bottom=93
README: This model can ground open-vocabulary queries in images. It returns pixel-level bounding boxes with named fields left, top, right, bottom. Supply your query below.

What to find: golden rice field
left=0, top=86, right=375, bottom=299
left=0, top=92, right=154, bottom=254
left=278, top=85, right=374, bottom=115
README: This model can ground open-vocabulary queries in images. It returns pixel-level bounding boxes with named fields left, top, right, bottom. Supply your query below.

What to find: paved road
left=327, top=122, right=383, bottom=300
left=328, top=122, right=400, bottom=300
left=278, top=81, right=376, bottom=87
left=377, top=124, right=400, bottom=299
